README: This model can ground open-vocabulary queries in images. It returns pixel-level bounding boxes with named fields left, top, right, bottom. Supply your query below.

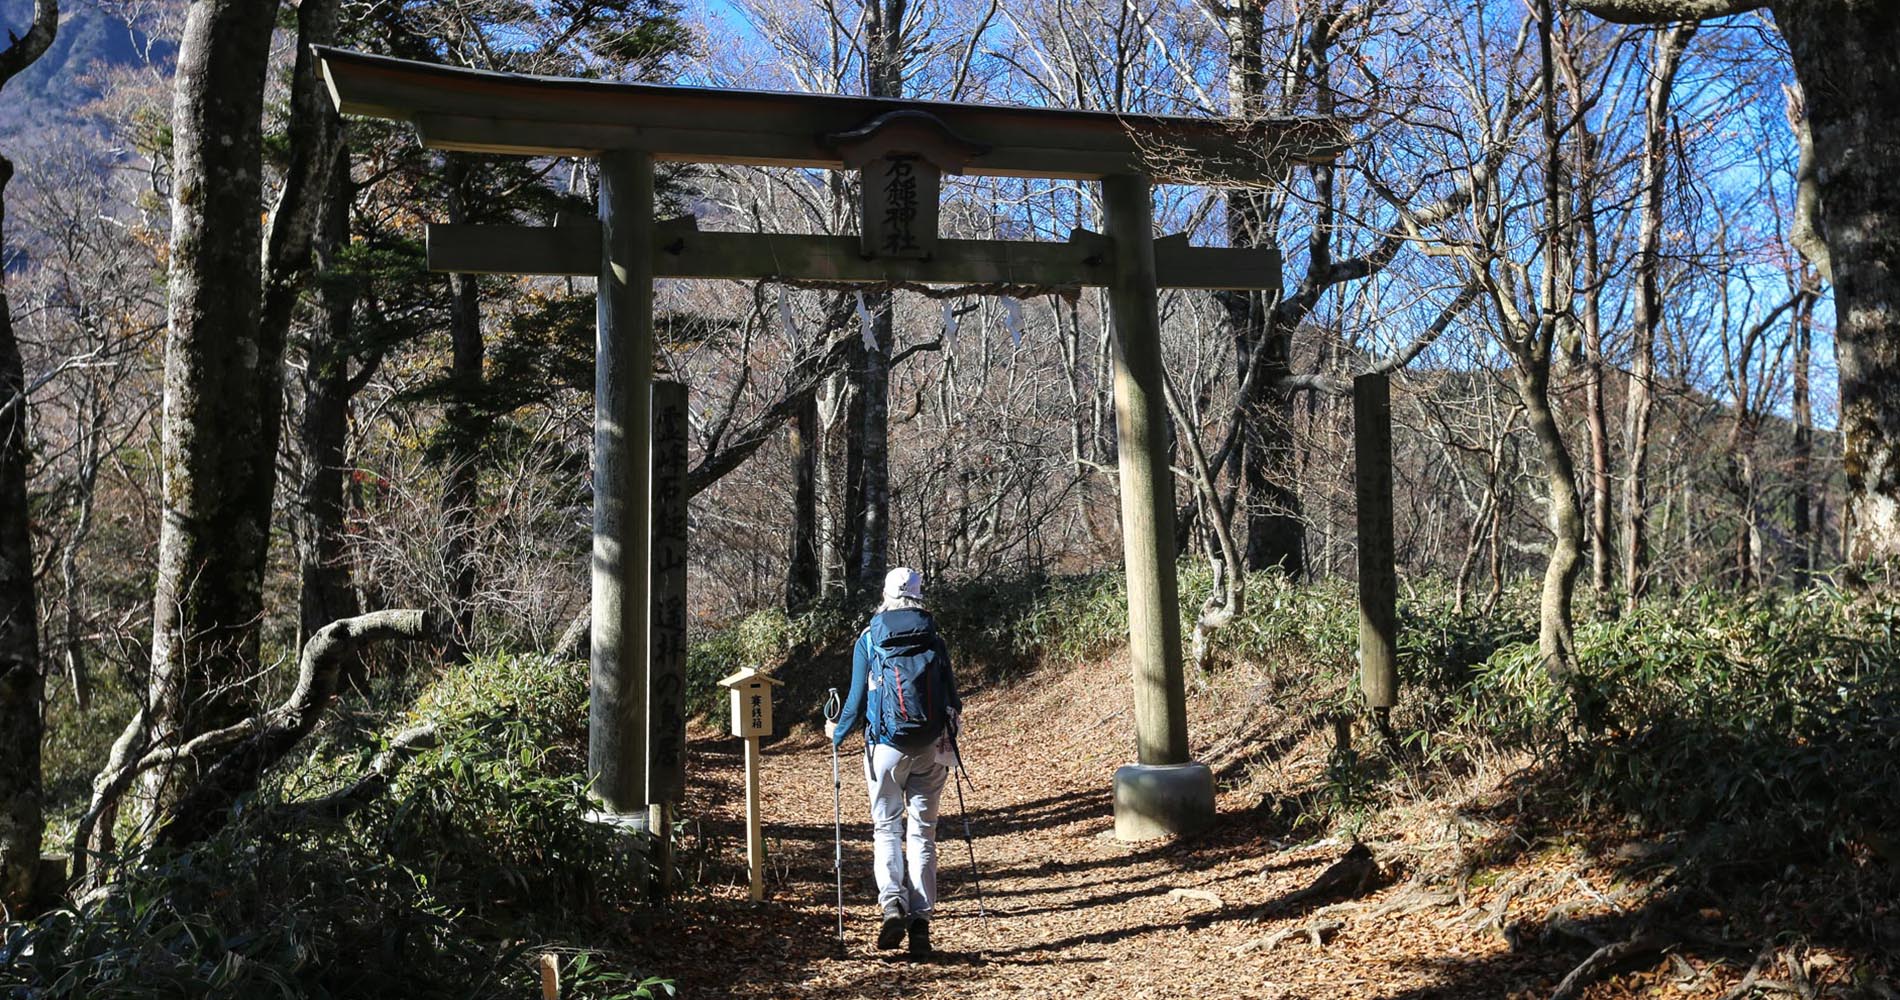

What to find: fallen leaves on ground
left=612, top=653, right=1890, bottom=999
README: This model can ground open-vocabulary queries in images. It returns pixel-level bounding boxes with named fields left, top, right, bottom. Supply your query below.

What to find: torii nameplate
left=824, top=110, right=989, bottom=261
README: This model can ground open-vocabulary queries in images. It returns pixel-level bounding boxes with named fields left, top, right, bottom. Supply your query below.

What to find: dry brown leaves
left=612, top=654, right=1891, bottom=999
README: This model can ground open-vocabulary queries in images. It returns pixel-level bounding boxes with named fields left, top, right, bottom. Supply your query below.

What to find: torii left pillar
left=1104, top=174, right=1215, bottom=841
left=589, top=149, right=655, bottom=822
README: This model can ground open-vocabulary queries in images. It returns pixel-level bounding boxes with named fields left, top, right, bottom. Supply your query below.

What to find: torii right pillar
left=1103, top=174, right=1216, bottom=840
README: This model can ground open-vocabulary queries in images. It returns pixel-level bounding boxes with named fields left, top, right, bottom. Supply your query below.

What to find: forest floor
left=624, top=651, right=1881, bottom=999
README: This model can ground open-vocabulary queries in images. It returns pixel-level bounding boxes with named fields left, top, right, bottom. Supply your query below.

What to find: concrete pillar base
left=1113, top=762, right=1215, bottom=841
left=584, top=807, right=653, bottom=892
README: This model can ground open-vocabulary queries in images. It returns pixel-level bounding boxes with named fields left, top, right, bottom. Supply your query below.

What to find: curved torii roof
left=315, top=46, right=1346, bottom=185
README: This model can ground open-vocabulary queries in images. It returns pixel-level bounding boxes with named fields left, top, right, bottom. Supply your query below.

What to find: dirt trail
left=629, top=655, right=1683, bottom=999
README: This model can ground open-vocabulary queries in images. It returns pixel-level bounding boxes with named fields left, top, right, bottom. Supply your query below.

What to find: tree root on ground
left=1230, top=918, right=1344, bottom=955
left=1547, top=925, right=1676, bottom=1000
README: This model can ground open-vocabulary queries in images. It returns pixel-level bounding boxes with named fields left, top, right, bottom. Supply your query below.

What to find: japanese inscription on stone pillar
left=647, top=381, right=689, bottom=804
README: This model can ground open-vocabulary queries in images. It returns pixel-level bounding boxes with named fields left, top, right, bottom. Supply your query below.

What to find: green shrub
left=1565, top=587, right=1900, bottom=858
left=2, top=653, right=672, bottom=999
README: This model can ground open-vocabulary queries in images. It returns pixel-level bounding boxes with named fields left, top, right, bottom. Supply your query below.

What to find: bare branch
left=1570, top=0, right=1764, bottom=24
left=0, top=0, right=57, bottom=87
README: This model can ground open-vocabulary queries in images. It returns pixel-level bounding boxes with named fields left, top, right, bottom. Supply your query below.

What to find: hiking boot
left=907, top=917, right=931, bottom=958
left=876, top=901, right=908, bottom=949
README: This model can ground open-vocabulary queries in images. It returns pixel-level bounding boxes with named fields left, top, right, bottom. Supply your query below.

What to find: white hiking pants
left=863, top=742, right=949, bottom=918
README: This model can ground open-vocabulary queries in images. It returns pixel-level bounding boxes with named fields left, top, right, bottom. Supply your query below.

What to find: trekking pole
left=947, top=721, right=990, bottom=920
left=823, top=688, right=846, bottom=950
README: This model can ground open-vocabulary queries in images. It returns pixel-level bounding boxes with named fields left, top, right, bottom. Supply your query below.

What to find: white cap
left=884, top=566, right=923, bottom=601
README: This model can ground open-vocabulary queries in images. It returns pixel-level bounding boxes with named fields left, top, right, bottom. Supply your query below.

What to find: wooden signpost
left=718, top=667, right=783, bottom=902
left=314, top=45, right=1346, bottom=847
left=1354, top=372, right=1399, bottom=710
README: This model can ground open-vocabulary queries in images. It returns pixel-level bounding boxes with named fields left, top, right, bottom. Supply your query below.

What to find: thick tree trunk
left=146, top=1, right=282, bottom=806
left=0, top=1, right=60, bottom=908
left=786, top=390, right=820, bottom=608
left=297, top=156, right=364, bottom=673
left=1240, top=357, right=1305, bottom=575
left=1225, top=0, right=1303, bottom=577
left=0, top=154, right=45, bottom=913
left=441, top=158, right=484, bottom=663
left=1621, top=23, right=1694, bottom=610
left=1775, top=4, right=1900, bottom=567
left=816, top=367, right=853, bottom=596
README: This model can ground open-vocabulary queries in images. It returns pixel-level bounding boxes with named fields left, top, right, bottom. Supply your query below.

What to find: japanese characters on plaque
left=861, top=154, right=940, bottom=261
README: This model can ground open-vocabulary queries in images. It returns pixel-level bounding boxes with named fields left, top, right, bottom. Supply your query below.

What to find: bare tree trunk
left=1525, top=0, right=1584, bottom=685
left=1518, top=361, right=1585, bottom=674
left=852, top=0, right=906, bottom=593
left=0, top=3, right=59, bottom=913
left=856, top=301, right=892, bottom=591
left=817, top=366, right=852, bottom=595
left=297, top=153, right=366, bottom=678
left=1221, top=0, right=1305, bottom=577
left=145, top=0, right=284, bottom=808
left=0, top=149, right=45, bottom=911
left=786, top=389, right=820, bottom=608
left=1571, top=108, right=1616, bottom=613
left=1777, top=5, right=1900, bottom=568
left=442, top=172, right=483, bottom=662
left=1792, top=278, right=1817, bottom=584
left=1621, top=22, right=1694, bottom=610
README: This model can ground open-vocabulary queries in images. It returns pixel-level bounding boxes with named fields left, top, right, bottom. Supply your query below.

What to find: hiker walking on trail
left=827, top=567, right=962, bottom=957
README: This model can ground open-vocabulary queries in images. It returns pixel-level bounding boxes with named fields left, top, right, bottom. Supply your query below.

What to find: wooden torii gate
left=316, top=47, right=1344, bottom=844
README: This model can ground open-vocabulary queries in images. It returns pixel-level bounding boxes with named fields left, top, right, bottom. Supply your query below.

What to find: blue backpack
left=867, top=608, right=950, bottom=751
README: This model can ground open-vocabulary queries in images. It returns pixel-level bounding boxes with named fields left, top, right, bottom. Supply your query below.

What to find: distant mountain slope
left=0, top=0, right=172, bottom=134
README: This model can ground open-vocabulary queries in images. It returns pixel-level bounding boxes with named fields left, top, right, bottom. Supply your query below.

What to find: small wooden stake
left=538, top=952, right=560, bottom=1000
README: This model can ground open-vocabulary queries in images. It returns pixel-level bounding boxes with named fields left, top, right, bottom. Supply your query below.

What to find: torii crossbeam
left=317, top=46, right=1346, bottom=845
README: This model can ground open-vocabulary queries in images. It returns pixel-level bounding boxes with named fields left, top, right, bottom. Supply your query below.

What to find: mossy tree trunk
left=147, top=0, right=341, bottom=811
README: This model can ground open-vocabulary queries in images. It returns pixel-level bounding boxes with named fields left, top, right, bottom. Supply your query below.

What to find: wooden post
left=1354, top=372, right=1398, bottom=709
left=588, top=149, right=655, bottom=815
left=1102, top=174, right=1189, bottom=767
left=648, top=379, right=689, bottom=898
left=744, top=732, right=765, bottom=902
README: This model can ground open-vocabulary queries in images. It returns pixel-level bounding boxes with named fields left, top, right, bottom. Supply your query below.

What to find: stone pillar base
left=584, top=807, right=653, bottom=892
left=1113, top=762, right=1215, bottom=841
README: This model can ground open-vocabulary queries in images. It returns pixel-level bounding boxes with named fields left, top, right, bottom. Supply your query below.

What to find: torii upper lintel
left=315, top=46, right=1344, bottom=185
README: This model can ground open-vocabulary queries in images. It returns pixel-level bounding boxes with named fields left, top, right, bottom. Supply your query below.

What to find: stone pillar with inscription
left=648, top=379, right=690, bottom=898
